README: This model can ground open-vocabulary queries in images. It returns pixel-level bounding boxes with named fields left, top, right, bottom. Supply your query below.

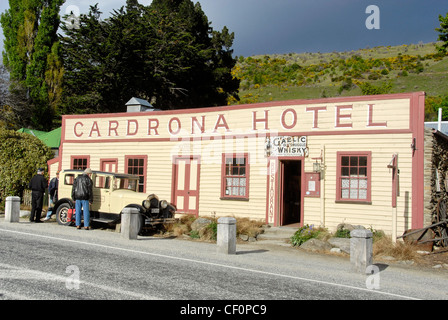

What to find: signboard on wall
left=305, top=172, right=320, bottom=197
left=265, top=136, right=308, bottom=157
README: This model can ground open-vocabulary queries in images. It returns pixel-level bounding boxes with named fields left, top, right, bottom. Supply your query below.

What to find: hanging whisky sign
left=265, top=136, right=308, bottom=157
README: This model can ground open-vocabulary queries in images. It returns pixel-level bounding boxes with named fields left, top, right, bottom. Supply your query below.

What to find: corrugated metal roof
left=38, top=127, right=61, bottom=148
left=17, top=128, right=47, bottom=137
left=425, top=121, right=448, bottom=135
left=17, top=127, right=61, bottom=148
left=125, top=97, right=152, bottom=107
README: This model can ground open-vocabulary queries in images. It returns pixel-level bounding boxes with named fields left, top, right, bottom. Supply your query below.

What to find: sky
left=0, top=0, right=448, bottom=57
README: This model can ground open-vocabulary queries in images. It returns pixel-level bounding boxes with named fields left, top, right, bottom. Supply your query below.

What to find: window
left=336, top=152, right=371, bottom=202
left=64, top=173, right=77, bottom=185
left=221, top=154, right=249, bottom=199
left=71, top=156, right=89, bottom=170
left=125, top=156, right=147, bottom=193
left=113, top=177, right=138, bottom=192
left=95, top=176, right=110, bottom=189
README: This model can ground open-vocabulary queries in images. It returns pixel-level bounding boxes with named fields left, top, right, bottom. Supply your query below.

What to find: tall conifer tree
left=436, top=13, right=448, bottom=55
left=1, top=0, right=65, bottom=130
left=60, top=0, right=239, bottom=113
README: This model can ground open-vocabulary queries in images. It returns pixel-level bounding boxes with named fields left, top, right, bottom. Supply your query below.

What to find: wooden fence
left=21, top=189, right=49, bottom=209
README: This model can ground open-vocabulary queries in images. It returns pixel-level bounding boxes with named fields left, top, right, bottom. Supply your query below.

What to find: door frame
left=100, top=158, right=118, bottom=173
left=279, top=159, right=304, bottom=226
left=266, top=156, right=305, bottom=227
left=171, top=155, right=201, bottom=216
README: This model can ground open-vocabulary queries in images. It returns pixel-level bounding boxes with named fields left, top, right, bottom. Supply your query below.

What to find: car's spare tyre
left=56, top=203, right=74, bottom=226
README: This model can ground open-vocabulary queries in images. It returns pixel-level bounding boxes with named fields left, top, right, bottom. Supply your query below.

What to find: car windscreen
left=113, top=177, right=138, bottom=192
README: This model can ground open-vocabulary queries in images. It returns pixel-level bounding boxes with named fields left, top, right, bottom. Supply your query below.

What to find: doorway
left=100, top=159, right=118, bottom=173
left=172, top=156, right=201, bottom=216
left=280, top=160, right=302, bottom=226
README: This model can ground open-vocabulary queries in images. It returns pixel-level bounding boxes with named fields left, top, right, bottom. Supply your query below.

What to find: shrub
left=0, top=127, right=53, bottom=205
left=334, top=228, right=351, bottom=238
left=372, top=236, right=420, bottom=262
left=173, top=216, right=264, bottom=242
left=199, top=220, right=218, bottom=241
left=236, top=217, right=264, bottom=238
left=190, top=230, right=200, bottom=239
left=290, top=224, right=320, bottom=246
left=359, top=81, right=392, bottom=95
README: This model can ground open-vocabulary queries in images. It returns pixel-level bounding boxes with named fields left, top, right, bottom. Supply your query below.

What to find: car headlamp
left=142, top=200, right=151, bottom=209
left=160, top=200, right=168, bottom=209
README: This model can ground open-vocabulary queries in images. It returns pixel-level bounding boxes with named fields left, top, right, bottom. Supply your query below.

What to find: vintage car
left=53, top=170, right=176, bottom=232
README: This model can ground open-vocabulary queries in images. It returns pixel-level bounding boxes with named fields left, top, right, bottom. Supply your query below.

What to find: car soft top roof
left=61, top=169, right=139, bottom=180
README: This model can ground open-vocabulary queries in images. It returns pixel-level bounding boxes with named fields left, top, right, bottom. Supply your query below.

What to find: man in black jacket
left=29, top=168, right=47, bottom=222
left=71, top=168, right=93, bottom=230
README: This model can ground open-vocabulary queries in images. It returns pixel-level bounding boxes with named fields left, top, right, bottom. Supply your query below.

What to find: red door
left=101, top=159, right=118, bottom=173
left=172, top=156, right=200, bottom=216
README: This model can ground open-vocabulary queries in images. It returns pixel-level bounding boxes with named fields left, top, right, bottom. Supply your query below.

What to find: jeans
left=75, top=200, right=90, bottom=227
left=45, top=198, right=55, bottom=219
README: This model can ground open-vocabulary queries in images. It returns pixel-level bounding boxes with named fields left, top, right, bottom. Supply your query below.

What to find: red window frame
left=125, top=155, right=147, bottom=193
left=221, top=153, right=250, bottom=200
left=336, top=151, right=371, bottom=203
left=71, top=155, right=90, bottom=170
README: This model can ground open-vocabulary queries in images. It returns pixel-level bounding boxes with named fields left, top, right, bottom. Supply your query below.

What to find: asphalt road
left=0, top=218, right=447, bottom=308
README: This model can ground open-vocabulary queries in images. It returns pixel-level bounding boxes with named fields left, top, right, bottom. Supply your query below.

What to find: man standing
left=29, top=168, right=47, bottom=223
left=44, top=170, right=60, bottom=221
left=71, top=168, right=93, bottom=230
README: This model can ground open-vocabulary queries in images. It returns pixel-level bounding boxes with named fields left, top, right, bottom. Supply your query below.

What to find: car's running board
left=91, top=218, right=116, bottom=224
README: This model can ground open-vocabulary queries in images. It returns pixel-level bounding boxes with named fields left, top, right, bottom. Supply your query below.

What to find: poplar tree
left=1, top=0, right=65, bottom=130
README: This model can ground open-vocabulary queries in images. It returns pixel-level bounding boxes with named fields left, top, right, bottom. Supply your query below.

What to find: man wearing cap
left=71, top=168, right=93, bottom=229
left=28, top=168, right=47, bottom=222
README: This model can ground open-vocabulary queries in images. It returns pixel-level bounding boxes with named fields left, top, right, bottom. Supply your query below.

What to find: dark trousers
left=30, top=191, right=44, bottom=222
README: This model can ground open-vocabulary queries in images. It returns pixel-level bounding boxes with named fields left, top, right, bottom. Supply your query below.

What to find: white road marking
left=0, top=227, right=420, bottom=300
left=0, top=262, right=160, bottom=300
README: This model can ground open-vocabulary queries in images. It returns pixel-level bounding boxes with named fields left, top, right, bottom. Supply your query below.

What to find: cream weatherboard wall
left=55, top=92, right=425, bottom=236
left=303, top=133, right=414, bottom=233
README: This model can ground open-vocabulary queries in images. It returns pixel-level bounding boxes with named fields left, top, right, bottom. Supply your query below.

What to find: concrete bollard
left=121, top=207, right=140, bottom=240
left=217, top=217, right=237, bottom=254
left=5, top=196, right=21, bottom=223
left=350, top=229, right=373, bottom=273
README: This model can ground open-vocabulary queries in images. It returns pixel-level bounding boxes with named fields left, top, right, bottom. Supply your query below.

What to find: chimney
left=126, top=97, right=160, bottom=112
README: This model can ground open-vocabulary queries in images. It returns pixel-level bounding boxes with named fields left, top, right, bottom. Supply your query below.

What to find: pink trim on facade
left=55, top=92, right=426, bottom=229
left=61, top=92, right=425, bottom=120
left=220, top=153, right=250, bottom=200
left=335, top=151, right=372, bottom=203
left=411, top=92, right=426, bottom=229
left=124, top=155, right=148, bottom=193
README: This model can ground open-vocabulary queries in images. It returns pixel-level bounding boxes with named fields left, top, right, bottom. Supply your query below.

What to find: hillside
left=230, top=42, right=448, bottom=121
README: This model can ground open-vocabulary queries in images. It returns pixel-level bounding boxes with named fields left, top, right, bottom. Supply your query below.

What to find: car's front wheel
left=56, top=203, right=74, bottom=226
